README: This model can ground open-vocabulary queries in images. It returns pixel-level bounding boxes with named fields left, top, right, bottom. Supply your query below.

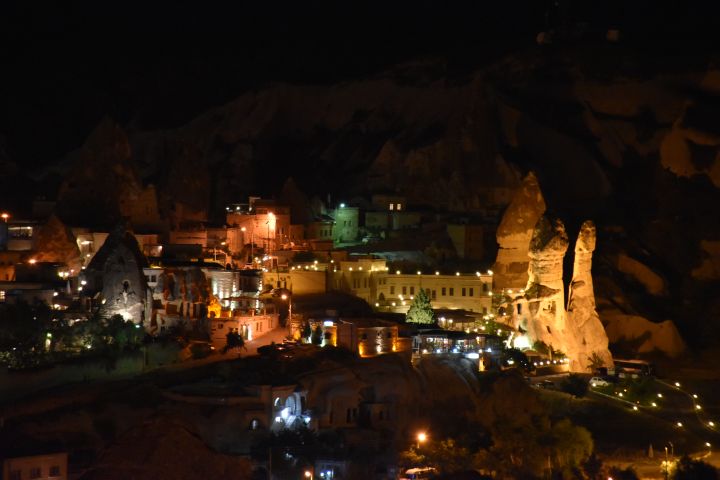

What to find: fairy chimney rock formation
left=567, top=221, right=614, bottom=370
left=516, top=218, right=613, bottom=372
left=521, top=217, right=569, bottom=354
left=493, top=172, right=547, bottom=289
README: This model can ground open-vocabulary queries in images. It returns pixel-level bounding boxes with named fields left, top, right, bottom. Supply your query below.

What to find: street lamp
left=417, top=431, right=427, bottom=449
left=304, top=470, right=313, bottom=480
left=0, top=212, right=8, bottom=222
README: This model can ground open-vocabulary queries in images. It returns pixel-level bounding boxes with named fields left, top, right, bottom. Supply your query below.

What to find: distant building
left=332, top=258, right=493, bottom=314
left=332, top=205, right=359, bottom=244
left=263, top=269, right=328, bottom=295
left=208, top=312, right=278, bottom=346
left=226, top=198, right=291, bottom=255
left=2, top=452, right=68, bottom=480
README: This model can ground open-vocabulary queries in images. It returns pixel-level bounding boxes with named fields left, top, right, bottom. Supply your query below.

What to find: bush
left=609, top=466, right=640, bottom=480
left=671, top=455, right=718, bottom=480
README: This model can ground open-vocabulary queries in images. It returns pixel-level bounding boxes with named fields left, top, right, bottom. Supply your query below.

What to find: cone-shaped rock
left=493, top=172, right=546, bottom=289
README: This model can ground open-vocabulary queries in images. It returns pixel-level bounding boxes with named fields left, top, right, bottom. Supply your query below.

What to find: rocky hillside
left=34, top=43, right=720, bottom=348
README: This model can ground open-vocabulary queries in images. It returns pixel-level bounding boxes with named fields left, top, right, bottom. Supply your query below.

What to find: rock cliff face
left=36, top=48, right=720, bottom=347
left=55, top=118, right=145, bottom=228
left=493, top=172, right=546, bottom=290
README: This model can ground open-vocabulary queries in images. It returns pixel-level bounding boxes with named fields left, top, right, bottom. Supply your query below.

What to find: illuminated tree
left=301, top=321, right=312, bottom=342
left=406, top=289, right=436, bottom=325
left=587, top=351, right=606, bottom=372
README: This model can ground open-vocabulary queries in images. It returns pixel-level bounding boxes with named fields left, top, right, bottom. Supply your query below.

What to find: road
left=589, top=376, right=720, bottom=478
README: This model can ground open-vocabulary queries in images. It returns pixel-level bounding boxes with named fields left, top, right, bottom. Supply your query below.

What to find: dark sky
left=0, top=0, right=717, bottom=168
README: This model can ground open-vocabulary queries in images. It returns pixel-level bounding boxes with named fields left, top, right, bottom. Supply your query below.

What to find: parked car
left=589, top=376, right=610, bottom=387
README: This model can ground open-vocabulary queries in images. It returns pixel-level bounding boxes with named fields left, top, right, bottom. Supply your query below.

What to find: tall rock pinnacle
left=493, top=171, right=547, bottom=290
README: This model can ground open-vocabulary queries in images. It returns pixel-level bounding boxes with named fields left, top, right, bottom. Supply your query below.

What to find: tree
left=587, top=351, right=606, bottom=372
left=672, top=455, right=718, bottom=480
left=559, top=374, right=590, bottom=398
left=104, top=315, right=144, bottom=351
left=311, top=325, right=323, bottom=345
left=608, top=466, right=640, bottom=480
left=399, top=438, right=474, bottom=475
left=301, top=322, right=312, bottom=342
left=502, top=348, right=531, bottom=371
left=224, top=329, right=245, bottom=354
left=405, top=288, right=436, bottom=325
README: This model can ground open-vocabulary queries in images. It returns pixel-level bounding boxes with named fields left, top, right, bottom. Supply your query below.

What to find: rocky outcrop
left=493, top=172, right=546, bottom=290
left=83, top=224, right=149, bottom=324
left=513, top=218, right=612, bottom=371
left=616, top=253, right=667, bottom=296
left=566, top=221, right=614, bottom=370
left=603, top=309, right=686, bottom=357
left=519, top=216, right=571, bottom=362
left=55, top=118, right=144, bottom=228
left=692, top=240, right=720, bottom=280
left=659, top=69, right=720, bottom=188
left=31, top=214, right=82, bottom=273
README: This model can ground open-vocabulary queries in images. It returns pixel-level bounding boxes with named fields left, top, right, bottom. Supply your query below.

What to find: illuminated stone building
left=332, top=258, right=493, bottom=314
left=332, top=204, right=359, bottom=244
left=226, top=198, right=291, bottom=254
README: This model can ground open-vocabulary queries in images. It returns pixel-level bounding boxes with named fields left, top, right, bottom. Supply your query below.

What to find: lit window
left=397, top=203, right=402, bottom=211
left=389, top=203, right=394, bottom=211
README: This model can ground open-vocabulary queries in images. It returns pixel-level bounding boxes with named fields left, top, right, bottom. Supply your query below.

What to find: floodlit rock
left=515, top=218, right=612, bottom=371
left=566, top=221, right=614, bottom=371
left=602, top=309, right=686, bottom=357
left=84, top=224, right=149, bottom=324
left=520, top=216, right=570, bottom=363
left=31, top=214, right=83, bottom=273
left=493, top=172, right=547, bottom=290
left=616, top=253, right=667, bottom=296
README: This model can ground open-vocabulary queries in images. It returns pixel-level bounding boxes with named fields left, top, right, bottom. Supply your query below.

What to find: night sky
left=3, top=0, right=716, bottom=171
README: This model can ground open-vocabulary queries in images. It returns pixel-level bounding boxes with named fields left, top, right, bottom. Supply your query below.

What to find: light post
left=1, top=212, right=8, bottom=222
left=241, top=226, right=255, bottom=266
left=417, top=431, right=427, bottom=450
left=304, top=469, right=313, bottom=480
